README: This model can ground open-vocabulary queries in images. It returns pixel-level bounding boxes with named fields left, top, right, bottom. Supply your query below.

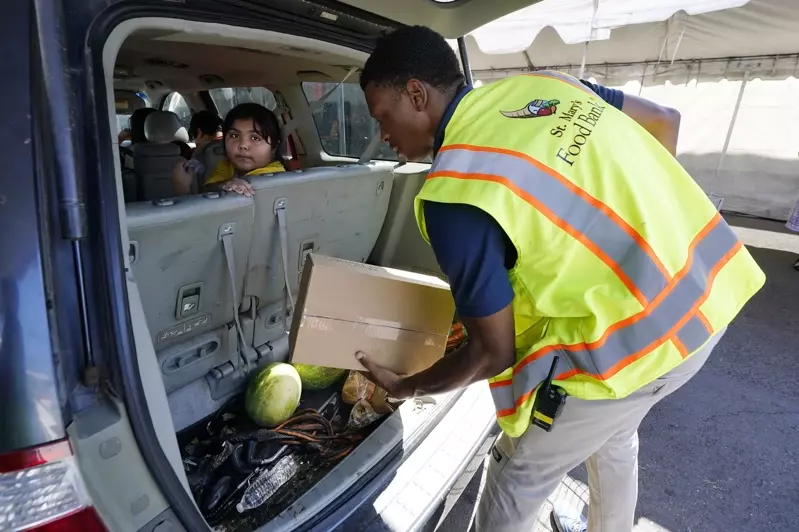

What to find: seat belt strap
left=274, top=198, right=295, bottom=334
left=282, top=67, right=358, bottom=142
left=219, top=223, right=253, bottom=375
left=357, top=134, right=384, bottom=164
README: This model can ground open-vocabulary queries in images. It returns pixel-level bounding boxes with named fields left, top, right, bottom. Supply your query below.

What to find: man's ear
left=406, top=79, right=428, bottom=112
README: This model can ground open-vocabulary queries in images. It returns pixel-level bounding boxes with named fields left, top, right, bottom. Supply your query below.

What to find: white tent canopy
left=455, top=0, right=799, bottom=221
left=459, top=0, right=799, bottom=82
left=468, top=0, right=750, bottom=55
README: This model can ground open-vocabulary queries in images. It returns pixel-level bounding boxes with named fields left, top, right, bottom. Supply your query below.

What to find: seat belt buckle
left=531, top=356, right=567, bottom=432
left=218, top=222, right=236, bottom=240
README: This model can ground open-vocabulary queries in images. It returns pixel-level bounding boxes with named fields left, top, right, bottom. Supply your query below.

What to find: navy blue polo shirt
left=424, top=80, right=624, bottom=318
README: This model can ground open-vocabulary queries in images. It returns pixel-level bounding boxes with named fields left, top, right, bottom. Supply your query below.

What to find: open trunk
left=103, top=8, right=472, bottom=529
left=176, top=379, right=387, bottom=530
left=174, top=372, right=467, bottom=531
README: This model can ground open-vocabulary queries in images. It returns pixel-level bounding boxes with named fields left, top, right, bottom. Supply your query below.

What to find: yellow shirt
left=203, top=160, right=285, bottom=186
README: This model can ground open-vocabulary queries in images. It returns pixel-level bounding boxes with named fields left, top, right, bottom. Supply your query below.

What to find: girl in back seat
left=173, top=103, right=285, bottom=197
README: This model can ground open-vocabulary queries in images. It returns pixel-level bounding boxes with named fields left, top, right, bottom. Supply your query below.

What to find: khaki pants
left=473, top=330, right=724, bottom=532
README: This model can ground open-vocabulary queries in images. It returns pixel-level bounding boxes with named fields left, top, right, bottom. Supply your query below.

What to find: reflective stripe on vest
left=429, top=145, right=671, bottom=306
left=430, top=145, right=742, bottom=417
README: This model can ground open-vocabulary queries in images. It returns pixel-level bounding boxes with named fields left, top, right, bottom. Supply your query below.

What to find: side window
left=163, top=92, right=192, bottom=131
left=115, top=92, right=148, bottom=136
left=302, top=82, right=397, bottom=161
left=209, top=87, right=278, bottom=117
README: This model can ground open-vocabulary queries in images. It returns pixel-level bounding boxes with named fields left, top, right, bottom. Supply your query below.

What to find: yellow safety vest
left=414, top=72, right=765, bottom=438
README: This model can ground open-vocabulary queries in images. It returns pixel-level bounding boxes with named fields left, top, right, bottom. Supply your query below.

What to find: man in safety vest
left=355, top=26, right=765, bottom=532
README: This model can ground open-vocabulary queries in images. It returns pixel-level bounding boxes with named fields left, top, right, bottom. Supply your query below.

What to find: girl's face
left=224, top=118, right=275, bottom=173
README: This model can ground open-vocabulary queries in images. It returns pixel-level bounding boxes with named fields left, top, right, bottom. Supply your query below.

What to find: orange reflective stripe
left=438, top=144, right=672, bottom=282
left=696, top=310, right=713, bottom=334
left=672, top=337, right=689, bottom=358
left=489, top=218, right=741, bottom=417
left=428, top=169, right=648, bottom=306
left=430, top=145, right=672, bottom=306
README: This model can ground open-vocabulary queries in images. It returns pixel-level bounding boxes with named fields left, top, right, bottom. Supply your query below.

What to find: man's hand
left=355, top=352, right=414, bottom=400
left=354, top=304, right=516, bottom=400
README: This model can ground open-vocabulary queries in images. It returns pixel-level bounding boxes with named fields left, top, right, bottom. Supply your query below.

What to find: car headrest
left=144, top=111, right=189, bottom=144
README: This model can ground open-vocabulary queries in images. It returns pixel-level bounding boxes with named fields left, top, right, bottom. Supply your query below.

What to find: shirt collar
left=433, top=84, right=472, bottom=156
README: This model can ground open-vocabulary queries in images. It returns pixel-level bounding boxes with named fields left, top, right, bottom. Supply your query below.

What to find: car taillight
left=0, top=439, right=106, bottom=531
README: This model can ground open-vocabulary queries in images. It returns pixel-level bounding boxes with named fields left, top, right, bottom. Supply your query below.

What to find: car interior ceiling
left=114, top=27, right=367, bottom=197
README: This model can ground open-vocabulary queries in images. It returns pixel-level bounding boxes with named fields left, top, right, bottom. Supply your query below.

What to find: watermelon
left=293, top=363, right=347, bottom=390
left=245, top=363, right=302, bottom=427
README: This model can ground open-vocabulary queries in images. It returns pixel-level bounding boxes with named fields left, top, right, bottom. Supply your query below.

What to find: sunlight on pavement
left=530, top=476, right=675, bottom=532
left=532, top=475, right=588, bottom=532
left=731, top=226, right=799, bottom=253
left=634, top=517, right=674, bottom=531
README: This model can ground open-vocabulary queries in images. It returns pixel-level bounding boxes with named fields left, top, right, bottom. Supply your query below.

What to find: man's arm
left=358, top=304, right=515, bottom=399
left=356, top=201, right=517, bottom=399
left=581, top=79, right=681, bottom=156
left=621, top=93, right=681, bottom=156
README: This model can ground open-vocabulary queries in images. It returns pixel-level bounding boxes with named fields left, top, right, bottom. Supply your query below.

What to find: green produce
left=293, top=363, right=346, bottom=390
left=245, top=363, right=302, bottom=427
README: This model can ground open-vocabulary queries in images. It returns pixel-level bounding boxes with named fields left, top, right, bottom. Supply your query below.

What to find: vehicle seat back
left=245, top=163, right=394, bottom=348
left=126, top=193, right=255, bottom=394
left=134, top=111, right=189, bottom=200
left=195, top=138, right=227, bottom=187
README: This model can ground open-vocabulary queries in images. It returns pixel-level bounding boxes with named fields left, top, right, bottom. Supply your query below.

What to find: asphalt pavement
left=434, top=216, right=799, bottom=532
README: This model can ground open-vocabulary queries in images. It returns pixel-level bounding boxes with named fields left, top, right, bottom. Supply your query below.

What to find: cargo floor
left=177, top=384, right=388, bottom=531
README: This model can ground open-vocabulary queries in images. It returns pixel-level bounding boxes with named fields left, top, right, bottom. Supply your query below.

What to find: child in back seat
left=172, top=103, right=285, bottom=197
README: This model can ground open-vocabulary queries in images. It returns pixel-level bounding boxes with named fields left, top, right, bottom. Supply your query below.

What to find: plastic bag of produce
left=446, top=320, right=468, bottom=353
left=341, top=371, right=395, bottom=429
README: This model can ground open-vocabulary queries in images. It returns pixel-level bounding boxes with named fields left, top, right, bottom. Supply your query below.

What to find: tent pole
left=523, top=50, right=535, bottom=72
left=670, top=25, right=687, bottom=65
left=457, top=37, right=474, bottom=86
left=638, top=64, right=648, bottom=96
left=579, top=42, right=589, bottom=79
left=714, top=70, right=749, bottom=182
left=579, top=0, right=600, bottom=79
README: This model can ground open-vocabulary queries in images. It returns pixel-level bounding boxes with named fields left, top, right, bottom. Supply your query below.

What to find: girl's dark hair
left=222, top=103, right=283, bottom=156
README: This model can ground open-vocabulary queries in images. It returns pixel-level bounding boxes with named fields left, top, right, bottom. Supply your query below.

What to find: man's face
left=365, top=81, right=434, bottom=162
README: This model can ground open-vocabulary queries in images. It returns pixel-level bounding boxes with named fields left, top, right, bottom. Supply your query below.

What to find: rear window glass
left=163, top=92, right=193, bottom=131
left=302, top=82, right=396, bottom=161
left=115, top=92, right=149, bottom=134
left=209, top=87, right=278, bottom=117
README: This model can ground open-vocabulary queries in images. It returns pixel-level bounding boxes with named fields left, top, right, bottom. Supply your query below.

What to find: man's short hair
left=189, top=110, right=222, bottom=138
left=360, top=26, right=466, bottom=92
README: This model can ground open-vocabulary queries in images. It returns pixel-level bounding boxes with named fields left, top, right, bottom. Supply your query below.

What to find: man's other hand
left=355, top=351, right=414, bottom=400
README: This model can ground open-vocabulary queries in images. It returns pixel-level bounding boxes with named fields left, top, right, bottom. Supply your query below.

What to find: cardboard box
left=289, top=255, right=455, bottom=376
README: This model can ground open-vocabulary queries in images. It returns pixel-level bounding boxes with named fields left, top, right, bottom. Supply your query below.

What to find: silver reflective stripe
left=490, top=384, right=515, bottom=415
left=488, top=219, right=739, bottom=415
left=676, top=316, right=710, bottom=355
left=431, top=148, right=669, bottom=303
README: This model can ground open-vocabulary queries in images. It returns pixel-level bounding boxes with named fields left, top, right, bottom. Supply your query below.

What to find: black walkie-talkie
left=531, top=356, right=567, bottom=432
